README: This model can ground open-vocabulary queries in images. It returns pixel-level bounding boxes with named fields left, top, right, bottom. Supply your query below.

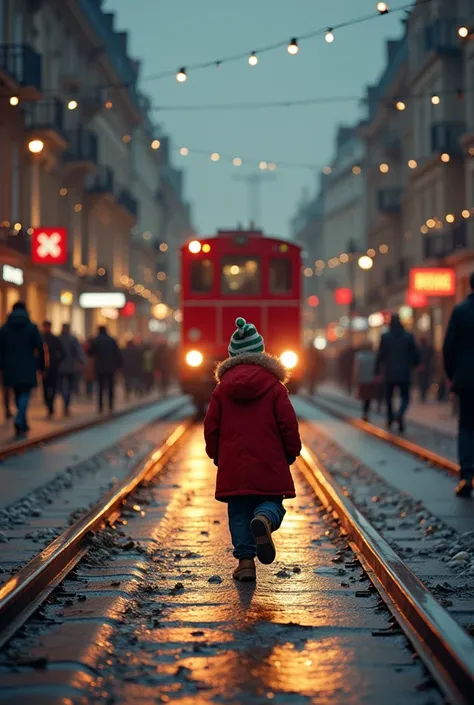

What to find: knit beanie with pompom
left=228, top=317, right=265, bottom=357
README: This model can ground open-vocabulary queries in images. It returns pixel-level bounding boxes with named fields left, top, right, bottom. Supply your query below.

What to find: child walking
left=204, top=317, right=301, bottom=582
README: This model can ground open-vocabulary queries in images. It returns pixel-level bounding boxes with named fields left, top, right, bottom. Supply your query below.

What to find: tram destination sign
left=409, top=267, right=455, bottom=297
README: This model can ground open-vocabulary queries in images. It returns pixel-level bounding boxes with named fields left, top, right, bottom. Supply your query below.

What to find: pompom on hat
left=228, top=317, right=265, bottom=357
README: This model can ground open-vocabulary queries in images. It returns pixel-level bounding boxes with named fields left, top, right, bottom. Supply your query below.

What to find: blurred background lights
left=396, top=100, right=405, bottom=111
left=67, top=100, right=78, bottom=110
left=180, top=147, right=189, bottom=156
left=210, top=152, right=220, bottom=162
left=248, top=52, right=258, bottom=66
left=9, top=96, right=19, bottom=106
left=233, top=157, right=242, bottom=166
left=408, top=159, right=418, bottom=169
left=377, top=2, right=389, bottom=14
left=188, top=240, right=202, bottom=254
left=431, top=95, right=440, bottom=105
left=379, top=163, right=389, bottom=173
left=459, top=26, right=469, bottom=38
left=176, top=67, right=187, bottom=82
left=151, top=139, right=161, bottom=150
left=325, top=29, right=334, bottom=43
left=358, top=255, right=373, bottom=270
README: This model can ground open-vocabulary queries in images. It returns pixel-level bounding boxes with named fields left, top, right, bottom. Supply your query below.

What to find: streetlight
left=358, top=255, right=374, bottom=270
left=28, top=139, right=44, bottom=228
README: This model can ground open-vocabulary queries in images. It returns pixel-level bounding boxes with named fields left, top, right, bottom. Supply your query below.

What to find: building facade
left=0, top=0, right=192, bottom=342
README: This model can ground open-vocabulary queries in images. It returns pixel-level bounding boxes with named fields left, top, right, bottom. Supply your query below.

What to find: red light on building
left=32, top=227, right=68, bottom=265
left=334, top=288, right=353, bottom=305
left=308, top=295, right=320, bottom=308
left=120, top=301, right=136, bottom=317
left=406, top=290, right=428, bottom=308
left=409, top=268, right=455, bottom=297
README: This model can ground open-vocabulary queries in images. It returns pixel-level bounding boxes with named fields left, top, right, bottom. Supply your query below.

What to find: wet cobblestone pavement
left=0, top=426, right=444, bottom=705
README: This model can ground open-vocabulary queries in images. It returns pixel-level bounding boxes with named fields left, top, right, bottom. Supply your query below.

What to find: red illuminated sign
left=32, top=228, right=68, bottom=265
left=307, top=295, right=320, bottom=308
left=120, top=301, right=136, bottom=318
left=406, top=290, right=428, bottom=308
left=334, top=288, right=353, bottom=306
left=409, top=268, right=455, bottom=297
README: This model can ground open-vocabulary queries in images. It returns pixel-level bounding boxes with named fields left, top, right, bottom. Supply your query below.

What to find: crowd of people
left=0, top=301, right=174, bottom=438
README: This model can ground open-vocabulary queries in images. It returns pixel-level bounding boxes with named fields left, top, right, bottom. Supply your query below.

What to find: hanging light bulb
left=396, top=101, right=406, bottom=111
left=176, top=67, right=187, bottom=82
left=210, top=152, right=220, bottom=162
left=180, top=147, right=189, bottom=156
left=259, top=161, right=268, bottom=170
left=408, top=159, right=418, bottom=169
left=249, top=52, right=258, bottom=66
left=9, top=96, right=19, bottom=106
left=377, top=2, right=389, bottom=14
left=459, top=26, right=469, bottom=38
left=325, top=28, right=334, bottom=43
left=379, top=163, right=390, bottom=173
left=287, top=38, right=299, bottom=55
left=68, top=100, right=78, bottom=110
left=431, top=95, right=440, bottom=105
left=440, top=153, right=450, bottom=163
left=151, top=139, right=161, bottom=150
left=233, top=157, right=242, bottom=167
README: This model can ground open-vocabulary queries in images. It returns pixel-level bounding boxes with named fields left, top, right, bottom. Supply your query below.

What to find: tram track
left=0, top=413, right=473, bottom=703
left=296, top=433, right=474, bottom=705
left=0, top=417, right=194, bottom=651
left=303, top=392, right=458, bottom=476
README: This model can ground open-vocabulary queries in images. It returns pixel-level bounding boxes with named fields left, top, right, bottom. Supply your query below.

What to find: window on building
left=190, top=259, right=213, bottom=293
left=270, top=258, right=292, bottom=294
left=221, top=256, right=261, bottom=295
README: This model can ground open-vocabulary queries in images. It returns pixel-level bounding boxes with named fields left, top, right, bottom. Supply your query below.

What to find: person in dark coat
left=0, top=302, right=44, bottom=436
left=88, top=325, right=122, bottom=413
left=306, top=342, right=326, bottom=395
left=59, top=323, right=85, bottom=416
left=375, top=313, right=420, bottom=433
left=443, top=273, right=474, bottom=497
left=42, top=320, right=65, bottom=418
left=122, top=340, right=142, bottom=398
left=154, top=339, right=171, bottom=396
left=204, top=317, right=301, bottom=583
left=418, top=337, right=435, bottom=403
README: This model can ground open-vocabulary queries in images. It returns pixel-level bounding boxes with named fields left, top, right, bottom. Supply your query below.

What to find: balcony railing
left=24, top=98, right=66, bottom=137
left=425, top=20, right=463, bottom=55
left=117, top=188, right=138, bottom=218
left=0, top=44, right=42, bottom=92
left=64, top=127, right=99, bottom=165
left=87, top=165, right=115, bottom=195
left=423, top=221, right=468, bottom=259
left=377, top=189, right=402, bottom=214
left=431, top=121, right=465, bottom=154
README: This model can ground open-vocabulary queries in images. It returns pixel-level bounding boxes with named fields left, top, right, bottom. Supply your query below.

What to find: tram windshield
left=221, top=256, right=261, bottom=295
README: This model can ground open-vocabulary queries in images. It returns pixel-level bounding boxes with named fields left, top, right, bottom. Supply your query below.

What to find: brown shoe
left=232, top=559, right=256, bottom=582
left=250, top=515, right=276, bottom=565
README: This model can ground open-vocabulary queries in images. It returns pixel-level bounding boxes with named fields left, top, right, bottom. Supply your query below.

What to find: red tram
left=179, top=229, right=302, bottom=410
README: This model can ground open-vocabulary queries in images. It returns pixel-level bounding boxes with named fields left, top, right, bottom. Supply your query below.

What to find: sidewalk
left=0, top=385, right=164, bottom=449
left=317, top=381, right=457, bottom=438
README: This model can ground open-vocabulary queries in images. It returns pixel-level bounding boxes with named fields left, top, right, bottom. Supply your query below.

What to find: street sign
left=409, top=267, right=455, bottom=297
left=32, top=228, right=68, bottom=265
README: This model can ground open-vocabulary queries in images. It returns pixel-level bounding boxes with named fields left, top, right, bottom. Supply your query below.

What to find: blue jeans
left=458, top=393, right=474, bottom=480
left=227, top=496, right=286, bottom=560
left=385, top=382, right=410, bottom=423
left=14, top=387, right=31, bottom=431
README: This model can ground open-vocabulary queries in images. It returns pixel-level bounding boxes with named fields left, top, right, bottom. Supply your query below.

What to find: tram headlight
left=186, top=350, right=203, bottom=368
left=280, top=350, right=298, bottom=369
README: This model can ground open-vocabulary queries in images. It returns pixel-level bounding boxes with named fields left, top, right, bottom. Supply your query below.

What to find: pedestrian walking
left=418, top=336, right=435, bottom=403
left=375, top=313, right=420, bottom=433
left=306, top=342, right=326, bottom=395
left=204, top=316, right=301, bottom=582
left=59, top=323, right=85, bottom=416
left=0, top=302, right=44, bottom=437
left=88, top=326, right=122, bottom=413
left=338, top=345, right=356, bottom=395
left=122, top=339, right=142, bottom=398
left=443, top=272, right=474, bottom=497
left=154, top=338, right=171, bottom=396
left=42, top=320, right=65, bottom=418
left=354, top=343, right=379, bottom=422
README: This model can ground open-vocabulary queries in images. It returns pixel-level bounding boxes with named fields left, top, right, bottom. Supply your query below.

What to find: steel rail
left=0, top=393, right=183, bottom=462
left=0, top=418, right=193, bottom=649
left=297, top=436, right=474, bottom=705
left=304, top=394, right=458, bottom=476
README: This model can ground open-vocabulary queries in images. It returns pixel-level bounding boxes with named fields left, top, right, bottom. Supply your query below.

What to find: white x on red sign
left=32, top=228, right=68, bottom=265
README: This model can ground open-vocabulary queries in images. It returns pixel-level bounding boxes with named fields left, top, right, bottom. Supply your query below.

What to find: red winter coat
left=204, top=353, right=301, bottom=502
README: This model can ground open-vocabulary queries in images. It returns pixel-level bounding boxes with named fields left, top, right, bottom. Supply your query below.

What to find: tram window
left=221, top=256, right=261, bottom=295
left=190, top=259, right=213, bottom=293
left=270, top=258, right=292, bottom=294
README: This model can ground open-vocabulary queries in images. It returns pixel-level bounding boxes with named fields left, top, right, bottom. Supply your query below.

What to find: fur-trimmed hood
left=215, top=353, right=289, bottom=402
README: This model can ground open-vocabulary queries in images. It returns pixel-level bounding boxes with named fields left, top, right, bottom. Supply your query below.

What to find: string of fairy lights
left=303, top=206, right=474, bottom=280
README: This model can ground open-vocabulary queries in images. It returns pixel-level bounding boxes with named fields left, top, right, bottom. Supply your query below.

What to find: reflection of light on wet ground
left=111, top=426, right=432, bottom=704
